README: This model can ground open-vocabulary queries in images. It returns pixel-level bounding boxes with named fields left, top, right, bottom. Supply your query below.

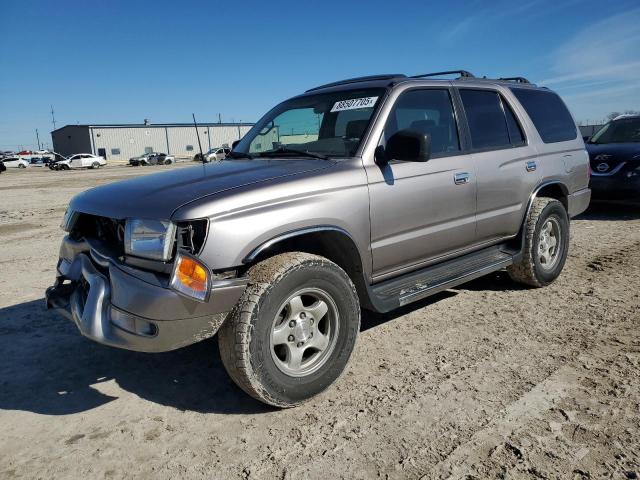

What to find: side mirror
left=582, top=135, right=591, bottom=143
left=379, top=130, right=431, bottom=165
left=231, top=140, right=241, bottom=149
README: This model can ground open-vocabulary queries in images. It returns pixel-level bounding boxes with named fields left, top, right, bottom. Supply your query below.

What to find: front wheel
left=507, top=197, right=569, bottom=287
left=91, top=162, right=100, bottom=169
left=18, top=164, right=26, bottom=169
left=218, top=252, right=360, bottom=407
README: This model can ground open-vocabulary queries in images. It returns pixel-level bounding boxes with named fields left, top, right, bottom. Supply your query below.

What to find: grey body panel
left=69, top=159, right=332, bottom=220
left=173, top=159, right=373, bottom=277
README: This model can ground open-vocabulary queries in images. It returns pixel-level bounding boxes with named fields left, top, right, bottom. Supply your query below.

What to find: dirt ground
left=0, top=165, right=639, bottom=480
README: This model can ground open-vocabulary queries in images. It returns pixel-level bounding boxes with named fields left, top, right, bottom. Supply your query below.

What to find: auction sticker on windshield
left=331, top=97, right=378, bottom=112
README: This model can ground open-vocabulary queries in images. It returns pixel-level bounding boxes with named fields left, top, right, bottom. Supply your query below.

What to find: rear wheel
left=164, top=158, right=172, bottom=165
left=508, top=197, right=569, bottom=287
left=218, top=252, right=360, bottom=407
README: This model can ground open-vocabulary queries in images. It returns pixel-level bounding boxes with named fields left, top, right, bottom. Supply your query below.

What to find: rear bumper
left=590, top=174, right=640, bottom=203
left=46, top=236, right=247, bottom=352
left=567, top=187, right=591, bottom=218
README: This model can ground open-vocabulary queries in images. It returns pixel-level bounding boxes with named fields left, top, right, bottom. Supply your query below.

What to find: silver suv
left=46, top=70, right=591, bottom=407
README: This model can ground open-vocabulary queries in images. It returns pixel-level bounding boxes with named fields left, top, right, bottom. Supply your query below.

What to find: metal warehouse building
left=51, top=123, right=254, bottom=162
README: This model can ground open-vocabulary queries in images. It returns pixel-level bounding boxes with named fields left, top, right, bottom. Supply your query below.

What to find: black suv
left=587, top=115, right=640, bottom=203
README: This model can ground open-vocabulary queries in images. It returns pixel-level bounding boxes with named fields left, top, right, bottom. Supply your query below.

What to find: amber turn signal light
left=170, top=253, right=210, bottom=302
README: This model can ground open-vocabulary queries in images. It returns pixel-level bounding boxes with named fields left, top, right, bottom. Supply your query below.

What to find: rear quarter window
left=510, top=88, right=577, bottom=143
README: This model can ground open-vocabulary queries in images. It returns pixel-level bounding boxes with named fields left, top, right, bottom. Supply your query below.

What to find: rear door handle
left=526, top=161, right=537, bottom=172
left=454, top=172, right=471, bottom=185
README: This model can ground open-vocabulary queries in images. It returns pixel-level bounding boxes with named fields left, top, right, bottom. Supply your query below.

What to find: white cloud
left=541, top=8, right=640, bottom=121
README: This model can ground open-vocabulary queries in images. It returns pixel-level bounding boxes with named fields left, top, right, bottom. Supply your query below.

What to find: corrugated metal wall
left=92, top=127, right=166, bottom=161
left=86, top=125, right=253, bottom=162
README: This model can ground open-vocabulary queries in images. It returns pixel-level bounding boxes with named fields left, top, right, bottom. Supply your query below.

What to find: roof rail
left=497, top=76, right=530, bottom=84
left=410, top=70, right=475, bottom=79
left=306, top=74, right=407, bottom=92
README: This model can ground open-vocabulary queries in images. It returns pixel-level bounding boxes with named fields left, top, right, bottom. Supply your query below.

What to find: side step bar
left=367, top=244, right=518, bottom=313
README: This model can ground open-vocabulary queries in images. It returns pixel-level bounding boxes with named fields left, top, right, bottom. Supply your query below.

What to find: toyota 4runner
left=46, top=70, right=591, bottom=407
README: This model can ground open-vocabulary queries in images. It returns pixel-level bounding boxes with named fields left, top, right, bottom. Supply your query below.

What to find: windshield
left=590, top=117, right=640, bottom=144
left=233, top=88, right=385, bottom=158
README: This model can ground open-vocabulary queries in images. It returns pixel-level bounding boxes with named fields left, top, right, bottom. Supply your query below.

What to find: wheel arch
left=514, top=180, right=569, bottom=254
left=243, top=226, right=374, bottom=311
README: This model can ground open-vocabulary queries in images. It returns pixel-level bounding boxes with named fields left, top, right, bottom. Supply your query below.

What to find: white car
left=53, top=153, right=106, bottom=170
left=1, top=157, right=30, bottom=169
left=195, top=147, right=230, bottom=162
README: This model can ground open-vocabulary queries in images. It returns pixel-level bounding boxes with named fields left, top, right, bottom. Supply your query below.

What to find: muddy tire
left=508, top=197, right=569, bottom=287
left=218, top=252, right=360, bottom=407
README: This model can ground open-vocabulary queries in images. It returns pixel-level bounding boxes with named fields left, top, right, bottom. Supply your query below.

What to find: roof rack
left=410, top=70, right=475, bottom=79
left=497, top=76, right=530, bottom=84
left=306, top=74, right=407, bottom=92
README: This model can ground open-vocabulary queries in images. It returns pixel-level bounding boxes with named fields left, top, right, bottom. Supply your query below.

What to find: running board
left=367, top=245, right=517, bottom=313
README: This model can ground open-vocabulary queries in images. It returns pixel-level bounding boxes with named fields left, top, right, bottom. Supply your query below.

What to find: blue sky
left=1, top=0, right=639, bottom=150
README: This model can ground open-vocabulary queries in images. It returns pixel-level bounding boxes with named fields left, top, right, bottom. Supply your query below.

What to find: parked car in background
left=52, top=153, right=106, bottom=170
left=587, top=114, right=640, bottom=204
left=146, top=153, right=175, bottom=165
left=46, top=71, right=590, bottom=407
left=1, top=157, right=30, bottom=168
left=194, top=147, right=230, bottom=162
left=29, top=157, right=51, bottom=167
left=129, top=152, right=161, bottom=166
left=131, top=152, right=175, bottom=166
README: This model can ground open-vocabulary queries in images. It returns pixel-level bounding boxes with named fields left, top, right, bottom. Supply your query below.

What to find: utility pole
left=50, top=105, right=57, bottom=130
left=218, top=113, right=222, bottom=124
left=237, top=120, right=241, bottom=139
left=35, top=129, right=41, bottom=150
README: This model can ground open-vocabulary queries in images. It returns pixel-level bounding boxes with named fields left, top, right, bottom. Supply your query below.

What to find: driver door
left=367, top=87, right=477, bottom=280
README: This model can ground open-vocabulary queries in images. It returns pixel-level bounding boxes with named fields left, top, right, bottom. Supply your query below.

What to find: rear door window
left=510, top=88, right=577, bottom=143
left=459, top=89, right=511, bottom=150
left=502, top=97, right=526, bottom=146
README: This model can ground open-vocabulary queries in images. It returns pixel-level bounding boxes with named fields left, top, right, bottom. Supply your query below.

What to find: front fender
left=173, top=159, right=372, bottom=277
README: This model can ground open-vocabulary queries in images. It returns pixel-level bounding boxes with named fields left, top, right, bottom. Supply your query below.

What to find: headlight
left=124, top=219, right=176, bottom=261
left=61, top=208, right=77, bottom=232
left=170, top=253, right=210, bottom=302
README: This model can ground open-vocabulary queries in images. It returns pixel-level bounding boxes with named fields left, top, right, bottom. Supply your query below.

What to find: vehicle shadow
left=0, top=278, right=511, bottom=417
left=0, top=300, right=273, bottom=416
left=575, top=202, right=640, bottom=221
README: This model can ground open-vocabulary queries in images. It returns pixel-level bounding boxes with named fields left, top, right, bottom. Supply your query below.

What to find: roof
left=51, top=122, right=254, bottom=134
left=303, top=70, right=541, bottom=95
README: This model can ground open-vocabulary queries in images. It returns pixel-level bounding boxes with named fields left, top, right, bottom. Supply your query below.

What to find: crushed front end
left=45, top=212, right=246, bottom=352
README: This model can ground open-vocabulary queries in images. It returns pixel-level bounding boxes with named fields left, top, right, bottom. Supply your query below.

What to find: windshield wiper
left=256, top=147, right=330, bottom=160
left=227, top=151, right=254, bottom=159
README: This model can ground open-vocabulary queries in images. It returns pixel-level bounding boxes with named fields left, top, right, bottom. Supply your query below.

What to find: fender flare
left=242, top=225, right=358, bottom=264
left=517, top=180, right=569, bottom=252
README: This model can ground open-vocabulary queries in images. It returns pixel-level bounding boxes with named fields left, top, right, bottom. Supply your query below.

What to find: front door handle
left=454, top=172, right=471, bottom=185
left=526, top=160, right=537, bottom=172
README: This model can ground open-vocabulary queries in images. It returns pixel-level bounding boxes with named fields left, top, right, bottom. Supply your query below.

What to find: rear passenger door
left=457, top=88, right=540, bottom=243
left=368, top=87, right=477, bottom=279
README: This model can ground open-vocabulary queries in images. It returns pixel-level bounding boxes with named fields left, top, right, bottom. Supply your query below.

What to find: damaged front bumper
left=46, top=236, right=247, bottom=353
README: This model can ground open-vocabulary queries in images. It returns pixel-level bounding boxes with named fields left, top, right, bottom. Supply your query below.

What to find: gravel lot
left=1, top=165, right=639, bottom=479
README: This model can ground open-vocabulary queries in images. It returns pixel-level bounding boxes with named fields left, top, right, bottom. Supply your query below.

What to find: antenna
left=192, top=113, right=205, bottom=164
left=50, top=105, right=57, bottom=130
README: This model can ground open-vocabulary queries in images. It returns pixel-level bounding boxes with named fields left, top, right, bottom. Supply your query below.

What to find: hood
left=69, top=159, right=333, bottom=220
left=586, top=142, right=640, bottom=163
